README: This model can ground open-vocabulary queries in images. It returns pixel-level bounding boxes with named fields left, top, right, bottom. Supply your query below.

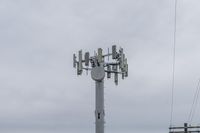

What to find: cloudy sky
left=1, top=0, right=200, bottom=133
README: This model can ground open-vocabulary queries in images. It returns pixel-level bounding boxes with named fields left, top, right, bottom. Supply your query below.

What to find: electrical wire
left=190, top=80, right=200, bottom=123
left=188, top=79, right=200, bottom=124
left=188, top=80, right=199, bottom=123
left=170, top=0, right=178, bottom=127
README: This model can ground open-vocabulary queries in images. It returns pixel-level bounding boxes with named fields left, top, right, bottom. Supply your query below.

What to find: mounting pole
left=95, top=80, right=104, bottom=133
left=184, top=123, right=188, bottom=133
left=73, top=45, right=128, bottom=133
left=91, top=65, right=105, bottom=133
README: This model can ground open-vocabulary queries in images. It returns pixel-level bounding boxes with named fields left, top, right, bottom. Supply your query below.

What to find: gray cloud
left=1, top=0, right=200, bottom=133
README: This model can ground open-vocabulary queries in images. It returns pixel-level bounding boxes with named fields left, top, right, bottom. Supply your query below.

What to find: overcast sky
left=1, top=0, right=200, bottom=133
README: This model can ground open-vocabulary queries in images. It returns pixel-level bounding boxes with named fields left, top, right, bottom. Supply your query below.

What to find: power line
left=190, top=79, right=200, bottom=123
left=188, top=79, right=200, bottom=124
left=188, top=79, right=199, bottom=123
left=170, top=0, right=178, bottom=126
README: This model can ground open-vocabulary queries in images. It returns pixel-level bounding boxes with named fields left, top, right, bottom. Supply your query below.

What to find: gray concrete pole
left=95, top=80, right=104, bottom=133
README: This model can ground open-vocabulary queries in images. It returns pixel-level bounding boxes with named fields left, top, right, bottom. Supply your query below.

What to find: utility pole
left=169, top=123, right=200, bottom=133
left=73, top=45, right=128, bottom=133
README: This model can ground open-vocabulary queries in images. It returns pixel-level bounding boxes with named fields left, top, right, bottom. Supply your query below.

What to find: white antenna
left=107, top=48, right=110, bottom=61
left=73, top=45, right=128, bottom=133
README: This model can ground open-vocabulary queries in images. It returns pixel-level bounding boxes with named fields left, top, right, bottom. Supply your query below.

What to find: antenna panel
left=73, top=54, right=76, bottom=68
left=124, top=58, right=127, bottom=71
left=114, top=72, right=118, bottom=85
left=78, top=50, right=83, bottom=74
left=107, top=48, right=110, bottom=61
left=112, top=65, right=118, bottom=85
left=98, top=48, right=103, bottom=63
left=112, top=45, right=117, bottom=59
left=77, top=62, right=80, bottom=75
left=120, top=53, right=125, bottom=70
left=85, top=52, right=90, bottom=66
left=119, top=47, right=123, bottom=57
left=124, top=58, right=128, bottom=77
left=125, top=64, right=128, bottom=77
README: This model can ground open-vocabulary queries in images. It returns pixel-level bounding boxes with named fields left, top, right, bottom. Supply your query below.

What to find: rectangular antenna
left=98, top=48, right=103, bottom=63
left=78, top=50, right=83, bottom=74
left=77, top=62, right=80, bottom=75
left=107, top=48, right=109, bottom=61
left=124, top=58, right=127, bottom=69
left=125, top=64, right=128, bottom=77
left=85, top=52, right=90, bottom=66
left=120, top=53, right=125, bottom=70
left=114, top=72, right=118, bottom=85
left=124, top=58, right=128, bottom=77
left=112, top=45, right=117, bottom=59
left=73, top=54, right=76, bottom=68
left=121, top=58, right=127, bottom=79
left=112, top=65, right=118, bottom=85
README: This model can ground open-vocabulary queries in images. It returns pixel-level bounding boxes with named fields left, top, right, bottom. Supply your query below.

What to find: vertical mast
left=95, top=80, right=104, bottom=133
left=73, top=45, right=128, bottom=133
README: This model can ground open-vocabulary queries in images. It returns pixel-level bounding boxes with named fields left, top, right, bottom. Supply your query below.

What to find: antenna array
left=73, top=45, right=128, bottom=85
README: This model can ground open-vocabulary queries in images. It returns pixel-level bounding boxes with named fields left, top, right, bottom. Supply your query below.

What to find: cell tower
left=73, top=45, right=128, bottom=133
